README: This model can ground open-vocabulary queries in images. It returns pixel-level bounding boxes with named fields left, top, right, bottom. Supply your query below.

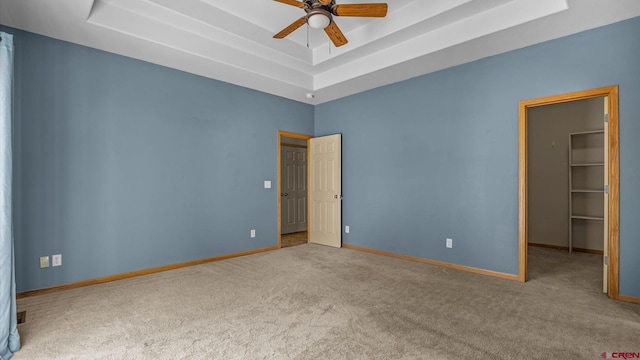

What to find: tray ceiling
left=1, top=0, right=640, bottom=104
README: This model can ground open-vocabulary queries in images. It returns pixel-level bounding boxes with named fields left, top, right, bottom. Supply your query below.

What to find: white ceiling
left=1, top=0, right=640, bottom=104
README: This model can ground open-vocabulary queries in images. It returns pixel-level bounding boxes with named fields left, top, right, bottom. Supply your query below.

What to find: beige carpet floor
left=14, top=245, right=640, bottom=359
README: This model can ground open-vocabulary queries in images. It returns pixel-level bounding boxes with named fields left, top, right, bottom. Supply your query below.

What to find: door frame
left=277, top=130, right=313, bottom=248
left=518, top=85, right=620, bottom=298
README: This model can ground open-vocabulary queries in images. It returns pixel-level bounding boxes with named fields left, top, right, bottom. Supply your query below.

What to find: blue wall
left=5, top=28, right=314, bottom=292
left=5, top=17, right=640, bottom=297
left=315, top=17, right=640, bottom=297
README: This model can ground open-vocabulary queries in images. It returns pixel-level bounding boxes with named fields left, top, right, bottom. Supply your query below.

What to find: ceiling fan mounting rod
left=304, top=0, right=334, bottom=11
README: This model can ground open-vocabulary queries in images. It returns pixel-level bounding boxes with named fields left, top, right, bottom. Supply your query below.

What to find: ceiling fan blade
left=274, top=17, right=307, bottom=39
left=324, top=21, right=348, bottom=47
left=332, top=3, right=388, bottom=17
left=273, top=0, right=307, bottom=8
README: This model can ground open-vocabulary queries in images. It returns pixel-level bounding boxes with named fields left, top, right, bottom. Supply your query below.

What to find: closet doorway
left=518, top=86, right=620, bottom=299
left=278, top=131, right=312, bottom=248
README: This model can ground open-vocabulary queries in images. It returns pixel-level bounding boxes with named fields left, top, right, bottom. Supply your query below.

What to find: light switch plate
left=264, top=181, right=271, bottom=189
left=52, top=254, right=62, bottom=267
left=40, top=256, right=50, bottom=268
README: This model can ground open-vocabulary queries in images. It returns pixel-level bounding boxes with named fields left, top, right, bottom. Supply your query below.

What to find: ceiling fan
left=272, top=0, right=388, bottom=47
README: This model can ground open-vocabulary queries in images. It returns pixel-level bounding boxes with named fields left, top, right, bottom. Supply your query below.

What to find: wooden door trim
left=277, top=131, right=313, bottom=248
left=518, top=85, right=620, bottom=299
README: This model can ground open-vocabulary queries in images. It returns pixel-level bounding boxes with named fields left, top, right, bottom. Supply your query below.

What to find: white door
left=309, top=134, right=342, bottom=248
left=603, top=96, right=609, bottom=293
left=281, top=146, right=307, bottom=234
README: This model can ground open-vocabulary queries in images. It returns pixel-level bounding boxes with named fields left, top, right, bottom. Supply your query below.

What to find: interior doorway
left=278, top=131, right=312, bottom=248
left=518, top=86, right=620, bottom=299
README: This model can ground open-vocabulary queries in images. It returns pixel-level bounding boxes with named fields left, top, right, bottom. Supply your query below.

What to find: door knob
left=281, top=193, right=289, bottom=196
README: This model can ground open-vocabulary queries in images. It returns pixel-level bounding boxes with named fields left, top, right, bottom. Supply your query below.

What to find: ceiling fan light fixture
left=273, top=1, right=388, bottom=47
left=307, top=10, right=331, bottom=29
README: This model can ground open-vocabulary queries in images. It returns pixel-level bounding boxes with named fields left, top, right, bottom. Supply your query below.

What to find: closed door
left=309, top=134, right=342, bottom=248
left=281, top=146, right=307, bottom=234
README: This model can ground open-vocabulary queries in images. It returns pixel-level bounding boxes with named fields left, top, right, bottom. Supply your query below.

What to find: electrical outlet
left=345, top=226, right=350, bottom=234
left=40, top=256, right=50, bottom=268
left=52, top=254, right=62, bottom=267
left=17, top=311, right=26, bottom=324
left=251, top=229, right=256, bottom=238
left=446, top=238, right=453, bottom=249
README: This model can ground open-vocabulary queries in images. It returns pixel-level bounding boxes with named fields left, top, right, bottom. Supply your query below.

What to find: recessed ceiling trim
left=310, top=0, right=518, bottom=71
left=313, top=0, right=569, bottom=90
left=150, top=0, right=314, bottom=64
left=311, top=0, right=474, bottom=65
left=2, top=0, right=640, bottom=105
left=88, top=0, right=314, bottom=89
left=95, top=0, right=315, bottom=69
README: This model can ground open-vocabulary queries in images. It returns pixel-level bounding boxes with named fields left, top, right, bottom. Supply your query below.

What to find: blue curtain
left=0, top=32, right=20, bottom=360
